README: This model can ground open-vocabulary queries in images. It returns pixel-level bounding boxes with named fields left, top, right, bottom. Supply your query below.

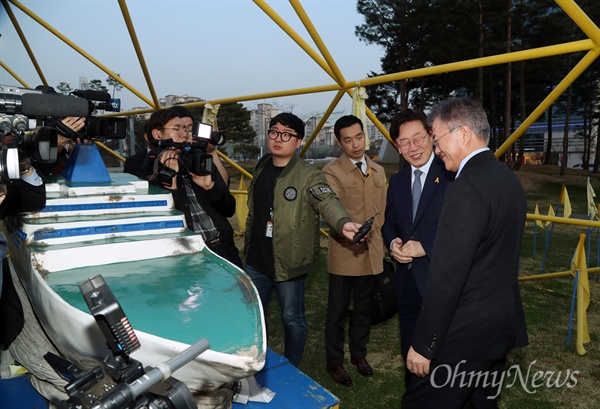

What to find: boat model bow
left=6, top=170, right=266, bottom=401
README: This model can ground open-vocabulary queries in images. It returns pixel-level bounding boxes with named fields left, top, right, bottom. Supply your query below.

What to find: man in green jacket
left=244, top=112, right=361, bottom=367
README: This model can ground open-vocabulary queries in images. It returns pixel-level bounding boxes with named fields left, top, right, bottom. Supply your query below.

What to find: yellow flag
left=587, top=177, right=598, bottom=220
left=234, top=175, right=249, bottom=234
left=559, top=185, right=572, bottom=218
left=546, top=204, right=555, bottom=227
left=570, top=234, right=591, bottom=355
left=533, top=204, right=543, bottom=228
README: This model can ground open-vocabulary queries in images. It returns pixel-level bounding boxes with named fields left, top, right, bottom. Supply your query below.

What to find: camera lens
left=210, top=131, right=226, bottom=146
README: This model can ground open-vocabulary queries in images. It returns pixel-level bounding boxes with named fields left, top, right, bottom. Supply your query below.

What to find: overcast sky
left=0, top=0, right=385, bottom=120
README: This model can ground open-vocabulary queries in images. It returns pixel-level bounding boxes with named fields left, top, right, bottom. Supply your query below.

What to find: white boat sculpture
left=5, top=150, right=266, bottom=405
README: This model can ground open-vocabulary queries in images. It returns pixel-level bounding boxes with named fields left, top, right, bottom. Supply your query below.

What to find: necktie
left=412, top=169, right=423, bottom=221
left=356, top=162, right=365, bottom=176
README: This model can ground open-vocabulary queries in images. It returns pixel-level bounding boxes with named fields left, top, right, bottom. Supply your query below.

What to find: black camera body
left=70, top=89, right=127, bottom=139
left=179, top=146, right=214, bottom=176
left=191, top=121, right=226, bottom=148
left=0, top=84, right=64, bottom=183
left=45, top=275, right=203, bottom=409
left=148, top=121, right=225, bottom=186
left=148, top=139, right=214, bottom=187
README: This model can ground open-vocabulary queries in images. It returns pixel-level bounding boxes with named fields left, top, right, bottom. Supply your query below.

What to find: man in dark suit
left=403, top=97, right=528, bottom=408
left=381, top=109, right=454, bottom=383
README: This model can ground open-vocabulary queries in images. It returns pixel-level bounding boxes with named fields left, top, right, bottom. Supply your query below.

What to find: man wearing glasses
left=403, top=98, right=527, bottom=408
left=170, top=105, right=230, bottom=185
left=139, top=108, right=243, bottom=269
left=244, top=112, right=362, bottom=367
left=381, top=108, right=454, bottom=385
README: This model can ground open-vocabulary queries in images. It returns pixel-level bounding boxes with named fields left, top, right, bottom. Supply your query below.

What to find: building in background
left=249, top=103, right=280, bottom=156
left=510, top=114, right=597, bottom=168
left=131, top=94, right=202, bottom=120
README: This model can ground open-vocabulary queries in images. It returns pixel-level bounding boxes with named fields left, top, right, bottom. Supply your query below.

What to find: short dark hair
left=389, top=108, right=428, bottom=141
left=170, top=105, right=194, bottom=120
left=333, top=115, right=363, bottom=140
left=269, top=113, right=305, bottom=139
left=147, top=108, right=180, bottom=140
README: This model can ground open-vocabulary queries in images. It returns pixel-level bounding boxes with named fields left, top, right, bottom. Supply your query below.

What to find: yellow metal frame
left=2, top=0, right=599, bottom=157
left=1, top=0, right=598, bottom=202
left=2, top=0, right=599, bottom=363
left=2, top=0, right=599, bottom=228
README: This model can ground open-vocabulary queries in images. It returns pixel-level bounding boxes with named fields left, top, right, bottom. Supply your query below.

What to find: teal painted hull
left=47, top=249, right=260, bottom=354
left=7, top=171, right=266, bottom=396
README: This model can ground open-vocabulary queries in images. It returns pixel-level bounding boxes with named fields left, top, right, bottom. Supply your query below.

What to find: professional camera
left=45, top=274, right=208, bottom=409
left=148, top=122, right=222, bottom=187
left=191, top=121, right=226, bottom=148
left=0, top=84, right=86, bottom=183
left=70, top=89, right=127, bottom=139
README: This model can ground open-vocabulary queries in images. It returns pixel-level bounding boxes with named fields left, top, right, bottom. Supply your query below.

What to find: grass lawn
left=229, top=162, right=600, bottom=409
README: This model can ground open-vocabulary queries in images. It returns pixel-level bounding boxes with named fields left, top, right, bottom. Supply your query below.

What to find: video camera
left=148, top=122, right=226, bottom=186
left=45, top=274, right=209, bottom=409
left=69, top=89, right=127, bottom=139
left=0, top=84, right=90, bottom=183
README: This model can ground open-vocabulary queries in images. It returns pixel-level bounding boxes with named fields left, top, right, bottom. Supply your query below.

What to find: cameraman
left=0, top=159, right=45, bottom=285
left=140, top=108, right=243, bottom=269
left=169, top=105, right=230, bottom=185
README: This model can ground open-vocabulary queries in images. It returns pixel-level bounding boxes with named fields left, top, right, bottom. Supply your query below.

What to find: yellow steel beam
left=299, top=89, right=346, bottom=157
left=217, top=150, right=253, bottom=179
left=254, top=1, right=393, bottom=149
left=291, top=0, right=347, bottom=87
left=526, top=213, right=600, bottom=229
left=7, top=0, right=154, bottom=107
left=1, top=0, right=47, bottom=86
left=357, top=40, right=594, bottom=87
left=94, top=140, right=126, bottom=163
left=3, top=0, right=593, bottom=167
left=518, top=268, right=600, bottom=282
left=102, top=39, right=594, bottom=124
left=497, top=48, right=600, bottom=157
left=117, top=0, right=160, bottom=109
left=556, top=0, right=600, bottom=46
left=253, top=0, right=335, bottom=79
left=0, top=60, right=29, bottom=88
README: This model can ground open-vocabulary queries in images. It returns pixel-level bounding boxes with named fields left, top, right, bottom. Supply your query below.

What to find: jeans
left=245, top=264, right=307, bottom=367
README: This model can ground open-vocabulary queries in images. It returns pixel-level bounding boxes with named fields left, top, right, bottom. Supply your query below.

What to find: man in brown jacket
left=322, top=115, right=387, bottom=386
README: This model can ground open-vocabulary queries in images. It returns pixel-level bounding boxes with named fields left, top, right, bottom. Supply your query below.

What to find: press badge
left=266, top=221, right=273, bottom=238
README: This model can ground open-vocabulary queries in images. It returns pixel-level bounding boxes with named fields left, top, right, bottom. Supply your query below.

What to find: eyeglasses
left=432, top=126, right=461, bottom=149
left=161, top=127, right=192, bottom=136
left=268, top=129, right=297, bottom=142
left=397, top=135, right=428, bottom=150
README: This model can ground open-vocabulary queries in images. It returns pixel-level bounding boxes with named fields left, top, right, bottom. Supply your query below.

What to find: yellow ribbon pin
left=435, top=177, right=440, bottom=183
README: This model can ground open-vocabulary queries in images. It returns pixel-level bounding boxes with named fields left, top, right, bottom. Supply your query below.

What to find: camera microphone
left=21, top=93, right=89, bottom=117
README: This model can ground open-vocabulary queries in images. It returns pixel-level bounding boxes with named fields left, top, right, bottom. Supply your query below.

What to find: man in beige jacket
left=322, top=115, right=387, bottom=386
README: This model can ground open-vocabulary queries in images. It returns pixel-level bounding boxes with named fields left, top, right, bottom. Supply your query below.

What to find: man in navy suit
left=403, top=97, right=528, bottom=408
left=381, top=109, right=454, bottom=382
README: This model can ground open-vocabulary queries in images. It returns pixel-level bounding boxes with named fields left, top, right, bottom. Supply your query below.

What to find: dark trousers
left=398, top=269, right=423, bottom=385
left=402, top=357, right=507, bottom=409
left=398, top=269, right=424, bottom=361
left=325, top=274, right=373, bottom=365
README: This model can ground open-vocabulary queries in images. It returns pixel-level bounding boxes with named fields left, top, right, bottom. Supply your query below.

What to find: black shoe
left=351, top=356, right=373, bottom=377
left=327, top=363, right=353, bottom=386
